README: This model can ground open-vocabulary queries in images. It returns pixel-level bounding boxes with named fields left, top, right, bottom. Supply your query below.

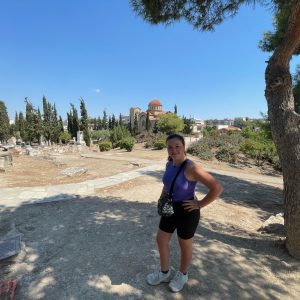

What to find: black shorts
left=159, top=202, right=200, bottom=240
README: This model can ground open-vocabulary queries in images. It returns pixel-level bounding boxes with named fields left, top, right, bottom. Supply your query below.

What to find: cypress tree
left=111, top=114, right=116, bottom=129
left=97, top=116, right=102, bottom=130
left=108, top=115, right=112, bottom=130
left=59, top=116, right=64, bottom=133
left=102, top=110, right=108, bottom=130
left=0, top=100, right=10, bottom=143
left=146, top=110, right=150, bottom=132
left=42, top=96, right=51, bottom=144
left=25, top=98, right=35, bottom=144
left=119, top=113, right=123, bottom=127
left=71, top=104, right=80, bottom=139
left=80, top=98, right=90, bottom=146
left=19, top=112, right=25, bottom=141
left=133, top=113, right=139, bottom=135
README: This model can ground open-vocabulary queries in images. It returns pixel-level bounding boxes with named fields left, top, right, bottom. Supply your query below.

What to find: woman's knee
left=156, top=229, right=172, bottom=246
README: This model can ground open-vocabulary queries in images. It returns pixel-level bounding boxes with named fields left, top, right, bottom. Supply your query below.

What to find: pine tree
left=108, top=115, right=112, bottom=130
left=174, top=104, right=178, bottom=115
left=0, top=100, right=10, bottom=143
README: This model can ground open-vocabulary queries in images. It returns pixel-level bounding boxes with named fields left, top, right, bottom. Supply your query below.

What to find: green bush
left=215, top=145, right=239, bottom=163
left=99, top=141, right=112, bottom=152
left=59, top=131, right=72, bottom=144
left=153, top=139, right=166, bottom=150
left=240, top=139, right=265, bottom=165
left=110, top=125, right=130, bottom=147
left=187, top=141, right=213, bottom=160
left=90, top=130, right=110, bottom=141
left=119, top=137, right=135, bottom=152
left=135, top=132, right=167, bottom=149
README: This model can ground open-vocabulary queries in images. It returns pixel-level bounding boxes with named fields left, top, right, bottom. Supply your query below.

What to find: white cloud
left=94, top=89, right=101, bottom=93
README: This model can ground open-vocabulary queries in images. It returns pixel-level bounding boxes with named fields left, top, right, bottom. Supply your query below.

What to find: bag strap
left=169, top=159, right=188, bottom=197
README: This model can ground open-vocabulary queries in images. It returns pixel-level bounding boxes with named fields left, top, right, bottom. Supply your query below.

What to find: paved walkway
left=0, top=164, right=164, bottom=209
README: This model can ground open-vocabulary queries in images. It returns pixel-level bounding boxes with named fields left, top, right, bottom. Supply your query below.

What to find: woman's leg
left=177, top=237, right=193, bottom=274
left=156, top=229, right=173, bottom=271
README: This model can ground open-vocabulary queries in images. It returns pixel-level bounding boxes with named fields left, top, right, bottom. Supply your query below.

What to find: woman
left=146, top=133, right=223, bottom=292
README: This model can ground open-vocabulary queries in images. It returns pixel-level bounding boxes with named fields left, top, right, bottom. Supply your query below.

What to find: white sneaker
left=146, top=269, right=171, bottom=285
left=169, top=271, right=188, bottom=292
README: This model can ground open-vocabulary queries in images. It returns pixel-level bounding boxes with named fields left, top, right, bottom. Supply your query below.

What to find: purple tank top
left=162, top=159, right=197, bottom=202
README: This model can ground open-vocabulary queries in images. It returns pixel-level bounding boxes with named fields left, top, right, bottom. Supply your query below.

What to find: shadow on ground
left=0, top=186, right=298, bottom=299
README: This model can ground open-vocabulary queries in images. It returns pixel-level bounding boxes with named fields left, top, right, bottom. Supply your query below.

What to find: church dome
left=148, top=99, right=162, bottom=106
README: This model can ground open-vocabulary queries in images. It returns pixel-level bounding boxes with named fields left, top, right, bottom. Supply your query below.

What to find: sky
left=0, top=1, right=298, bottom=121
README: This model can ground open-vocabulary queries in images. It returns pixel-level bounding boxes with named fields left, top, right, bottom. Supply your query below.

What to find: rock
left=59, top=167, right=87, bottom=177
left=258, top=213, right=285, bottom=235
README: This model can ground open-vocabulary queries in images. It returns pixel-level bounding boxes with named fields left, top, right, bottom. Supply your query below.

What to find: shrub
left=110, top=125, right=130, bottom=147
left=119, top=137, right=135, bottom=152
left=187, top=141, right=213, bottom=160
left=90, top=130, right=110, bottom=141
left=153, top=139, right=166, bottom=150
left=137, top=132, right=167, bottom=149
left=99, top=141, right=112, bottom=152
left=240, top=139, right=265, bottom=166
left=215, top=145, right=239, bottom=163
left=59, top=131, right=71, bottom=144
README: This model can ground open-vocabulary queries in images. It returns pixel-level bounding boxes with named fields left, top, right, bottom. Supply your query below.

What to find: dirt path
left=0, top=145, right=299, bottom=299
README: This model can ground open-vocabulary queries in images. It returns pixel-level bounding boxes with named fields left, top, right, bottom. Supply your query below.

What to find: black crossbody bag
left=157, top=160, right=187, bottom=217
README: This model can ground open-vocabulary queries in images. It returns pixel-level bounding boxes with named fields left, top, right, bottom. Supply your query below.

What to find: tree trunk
left=265, top=1, right=300, bottom=259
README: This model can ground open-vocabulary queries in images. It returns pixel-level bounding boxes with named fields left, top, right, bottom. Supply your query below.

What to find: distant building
left=191, top=119, right=205, bottom=133
left=205, top=118, right=234, bottom=127
left=129, top=99, right=169, bottom=132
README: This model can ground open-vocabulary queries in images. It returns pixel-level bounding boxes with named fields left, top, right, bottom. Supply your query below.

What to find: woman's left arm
left=182, top=162, right=224, bottom=211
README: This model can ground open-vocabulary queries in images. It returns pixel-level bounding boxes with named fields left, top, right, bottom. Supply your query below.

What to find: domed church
left=129, top=99, right=168, bottom=132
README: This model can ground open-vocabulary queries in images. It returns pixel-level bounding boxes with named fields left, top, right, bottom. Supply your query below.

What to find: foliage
left=215, top=144, right=240, bottom=163
left=59, top=131, right=71, bottom=144
left=90, top=130, right=110, bottom=141
left=293, top=65, right=300, bottom=113
left=119, top=137, right=135, bottom=152
left=102, top=110, right=108, bottom=130
left=0, top=100, right=10, bottom=142
left=146, top=111, right=150, bottom=132
left=202, top=126, right=218, bottom=137
left=187, top=141, right=213, bottom=160
left=110, top=125, right=131, bottom=147
left=156, top=113, right=184, bottom=134
left=131, top=0, right=248, bottom=31
left=233, top=118, right=247, bottom=129
left=182, top=116, right=194, bottom=135
left=259, top=0, right=300, bottom=55
left=99, top=141, right=112, bottom=152
left=135, top=132, right=167, bottom=148
left=42, top=96, right=62, bottom=144
left=153, top=139, right=166, bottom=150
